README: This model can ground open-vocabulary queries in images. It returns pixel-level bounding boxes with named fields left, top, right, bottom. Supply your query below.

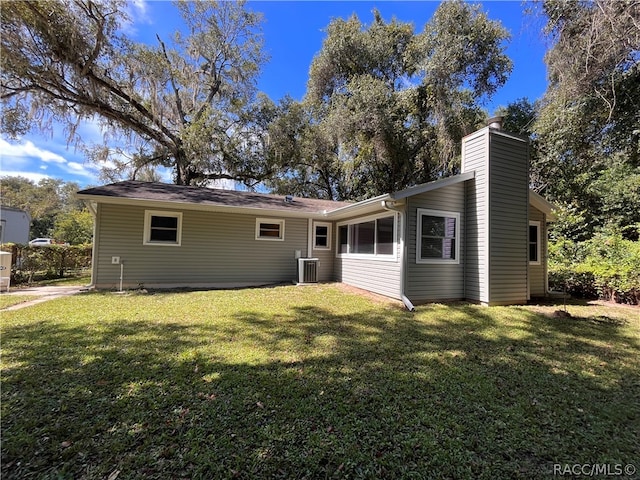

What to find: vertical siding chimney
left=461, top=122, right=529, bottom=305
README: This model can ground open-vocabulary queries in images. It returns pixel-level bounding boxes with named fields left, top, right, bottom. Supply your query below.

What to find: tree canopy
left=1, top=0, right=269, bottom=186
left=0, top=176, right=90, bottom=241
left=530, top=0, right=640, bottom=239
left=265, top=1, right=512, bottom=200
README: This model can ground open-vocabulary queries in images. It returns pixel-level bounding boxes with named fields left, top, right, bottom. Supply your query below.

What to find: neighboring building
left=77, top=120, right=555, bottom=307
left=0, top=206, right=31, bottom=244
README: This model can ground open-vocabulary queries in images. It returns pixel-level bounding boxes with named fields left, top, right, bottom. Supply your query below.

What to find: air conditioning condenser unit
left=297, top=258, right=319, bottom=284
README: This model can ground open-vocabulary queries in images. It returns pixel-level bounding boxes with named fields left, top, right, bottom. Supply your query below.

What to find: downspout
left=381, top=200, right=415, bottom=312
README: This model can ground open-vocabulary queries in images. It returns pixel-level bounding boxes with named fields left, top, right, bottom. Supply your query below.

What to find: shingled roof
left=77, top=181, right=350, bottom=215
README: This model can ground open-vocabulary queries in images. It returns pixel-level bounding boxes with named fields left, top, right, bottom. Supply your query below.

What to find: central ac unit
left=297, top=258, right=319, bottom=284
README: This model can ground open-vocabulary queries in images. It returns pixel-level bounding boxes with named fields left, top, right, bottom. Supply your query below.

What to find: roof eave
left=323, top=193, right=393, bottom=220
left=75, top=193, right=332, bottom=219
left=529, top=190, right=557, bottom=221
left=390, top=171, right=475, bottom=200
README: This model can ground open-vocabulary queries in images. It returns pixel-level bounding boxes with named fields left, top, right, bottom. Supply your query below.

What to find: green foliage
left=1, top=0, right=269, bottom=186
left=533, top=0, right=640, bottom=199
left=549, top=229, right=640, bottom=305
left=0, top=176, right=86, bottom=239
left=2, top=244, right=92, bottom=283
left=268, top=2, right=511, bottom=199
left=52, top=209, right=94, bottom=245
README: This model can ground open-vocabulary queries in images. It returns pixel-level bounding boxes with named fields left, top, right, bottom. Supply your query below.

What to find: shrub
left=1, top=244, right=92, bottom=284
left=549, top=233, right=640, bottom=305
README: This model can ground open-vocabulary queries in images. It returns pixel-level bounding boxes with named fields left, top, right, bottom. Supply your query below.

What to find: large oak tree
left=265, top=1, right=512, bottom=200
left=1, top=0, right=269, bottom=186
left=532, top=0, right=640, bottom=238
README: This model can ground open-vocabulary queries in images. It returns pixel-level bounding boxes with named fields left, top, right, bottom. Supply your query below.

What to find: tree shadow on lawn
left=1, top=298, right=639, bottom=479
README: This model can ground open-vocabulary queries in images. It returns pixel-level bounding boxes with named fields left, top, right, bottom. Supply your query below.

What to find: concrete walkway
left=1, top=286, right=87, bottom=311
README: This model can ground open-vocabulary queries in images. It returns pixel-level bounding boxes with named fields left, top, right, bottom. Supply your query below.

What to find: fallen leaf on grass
left=107, top=470, right=121, bottom=480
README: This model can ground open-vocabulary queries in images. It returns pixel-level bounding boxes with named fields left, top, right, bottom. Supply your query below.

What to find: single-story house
left=78, top=120, right=555, bottom=308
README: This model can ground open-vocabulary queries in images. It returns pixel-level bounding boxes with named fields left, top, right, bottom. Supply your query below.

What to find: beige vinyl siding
left=406, top=182, right=465, bottom=302
left=529, top=206, right=547, bottom=297
left=93, top=203, right=308, bottom=288
left=462, top=130, right=489, bottom=302
left=311, top=220, right=335, bottom=283
left=488, top=132, right=529, bottom=304
left=334, top=212, right=401, bottom=299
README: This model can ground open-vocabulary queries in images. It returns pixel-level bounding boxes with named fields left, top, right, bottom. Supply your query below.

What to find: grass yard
left=1, top=285, right=638, bottom=479
left=0, top=295, right=36, bottom=310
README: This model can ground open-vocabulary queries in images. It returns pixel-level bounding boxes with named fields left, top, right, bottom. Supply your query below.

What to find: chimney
left=461, top=117, right=529, bottom=305
left=486, top=116, right=503, bottom=130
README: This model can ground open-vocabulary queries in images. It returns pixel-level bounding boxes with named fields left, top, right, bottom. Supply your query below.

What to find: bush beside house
left=1, top=244, right=92, bottom=284
left=549, top=232, right=640, bottom=305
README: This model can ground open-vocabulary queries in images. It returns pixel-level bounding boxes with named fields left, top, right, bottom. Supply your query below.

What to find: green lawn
left=1, top=285, right=638, bottom=479
left=0, top=294, right=36, bottom=310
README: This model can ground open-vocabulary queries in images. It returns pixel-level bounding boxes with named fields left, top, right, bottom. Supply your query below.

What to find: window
left=529, top=221, right=541, bottom=265
left=338, top=224, right=348, bottom=253
left=376, top=216, right=395, bottom=255
left=313, top=222, right=331, bottom=250
left=144, top=211, right=182, bottom=246
left=417, top=209, right=459, bottom=264
left=256, top=218, right=285, bottom=241
left=351, top=221, right=375, bottom=254
left=336, top=214, right=396, bottom=258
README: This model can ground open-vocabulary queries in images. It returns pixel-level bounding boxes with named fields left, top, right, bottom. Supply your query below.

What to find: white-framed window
left=256, top=218, right=285, bottom=241
left=336, top=213, right=396, bottom=259
left=416, top=209, right=460, bottom=264
left=529, top=221, right=541, bottom=265
left=143, top=210, right=182, bottom=246
left=313, top=222, right=332, bottom=250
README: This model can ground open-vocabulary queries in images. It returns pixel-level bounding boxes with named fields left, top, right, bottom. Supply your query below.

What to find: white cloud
left=0, top=137, right=100, bottom=185
left=0, top=170, right=51, bottom=183
left=65, top=161, right=98, bottom=180
left=0, top=138, right=67, bottom=164
left=121, top=0, right=152, bottom=35
left=130, top=0, right=149, bottom=18
left=67, top=161, right=86, bottom=172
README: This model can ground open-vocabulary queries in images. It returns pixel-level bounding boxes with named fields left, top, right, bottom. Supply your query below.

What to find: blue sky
left=0, top=1, right=549, bottom=188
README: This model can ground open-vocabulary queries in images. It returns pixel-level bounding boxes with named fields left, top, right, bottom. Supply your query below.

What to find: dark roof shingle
left=77, top=181, right=350, bottom=214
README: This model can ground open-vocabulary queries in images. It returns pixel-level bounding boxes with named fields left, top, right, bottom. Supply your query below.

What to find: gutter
left=381, top=200, right=415, bottom=312
left=324, top=193, right=392, bottom=219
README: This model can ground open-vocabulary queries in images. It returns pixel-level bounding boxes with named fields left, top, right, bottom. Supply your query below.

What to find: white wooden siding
left=406, top=183, right=465, bottom=302
left=93, top=203, right=308, bottom=288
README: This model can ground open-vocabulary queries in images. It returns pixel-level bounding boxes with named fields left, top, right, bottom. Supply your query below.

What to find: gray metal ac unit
left=297, top=258, right=319, bottom=284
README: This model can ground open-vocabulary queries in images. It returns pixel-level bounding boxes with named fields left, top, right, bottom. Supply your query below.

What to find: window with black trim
left=417, top=209, right=459, bottom=263
left=256, top=218, right=285, bottom=241
left=144, top=211, right=182, bottom=246
left=529, top=221, right=541, bottom=264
